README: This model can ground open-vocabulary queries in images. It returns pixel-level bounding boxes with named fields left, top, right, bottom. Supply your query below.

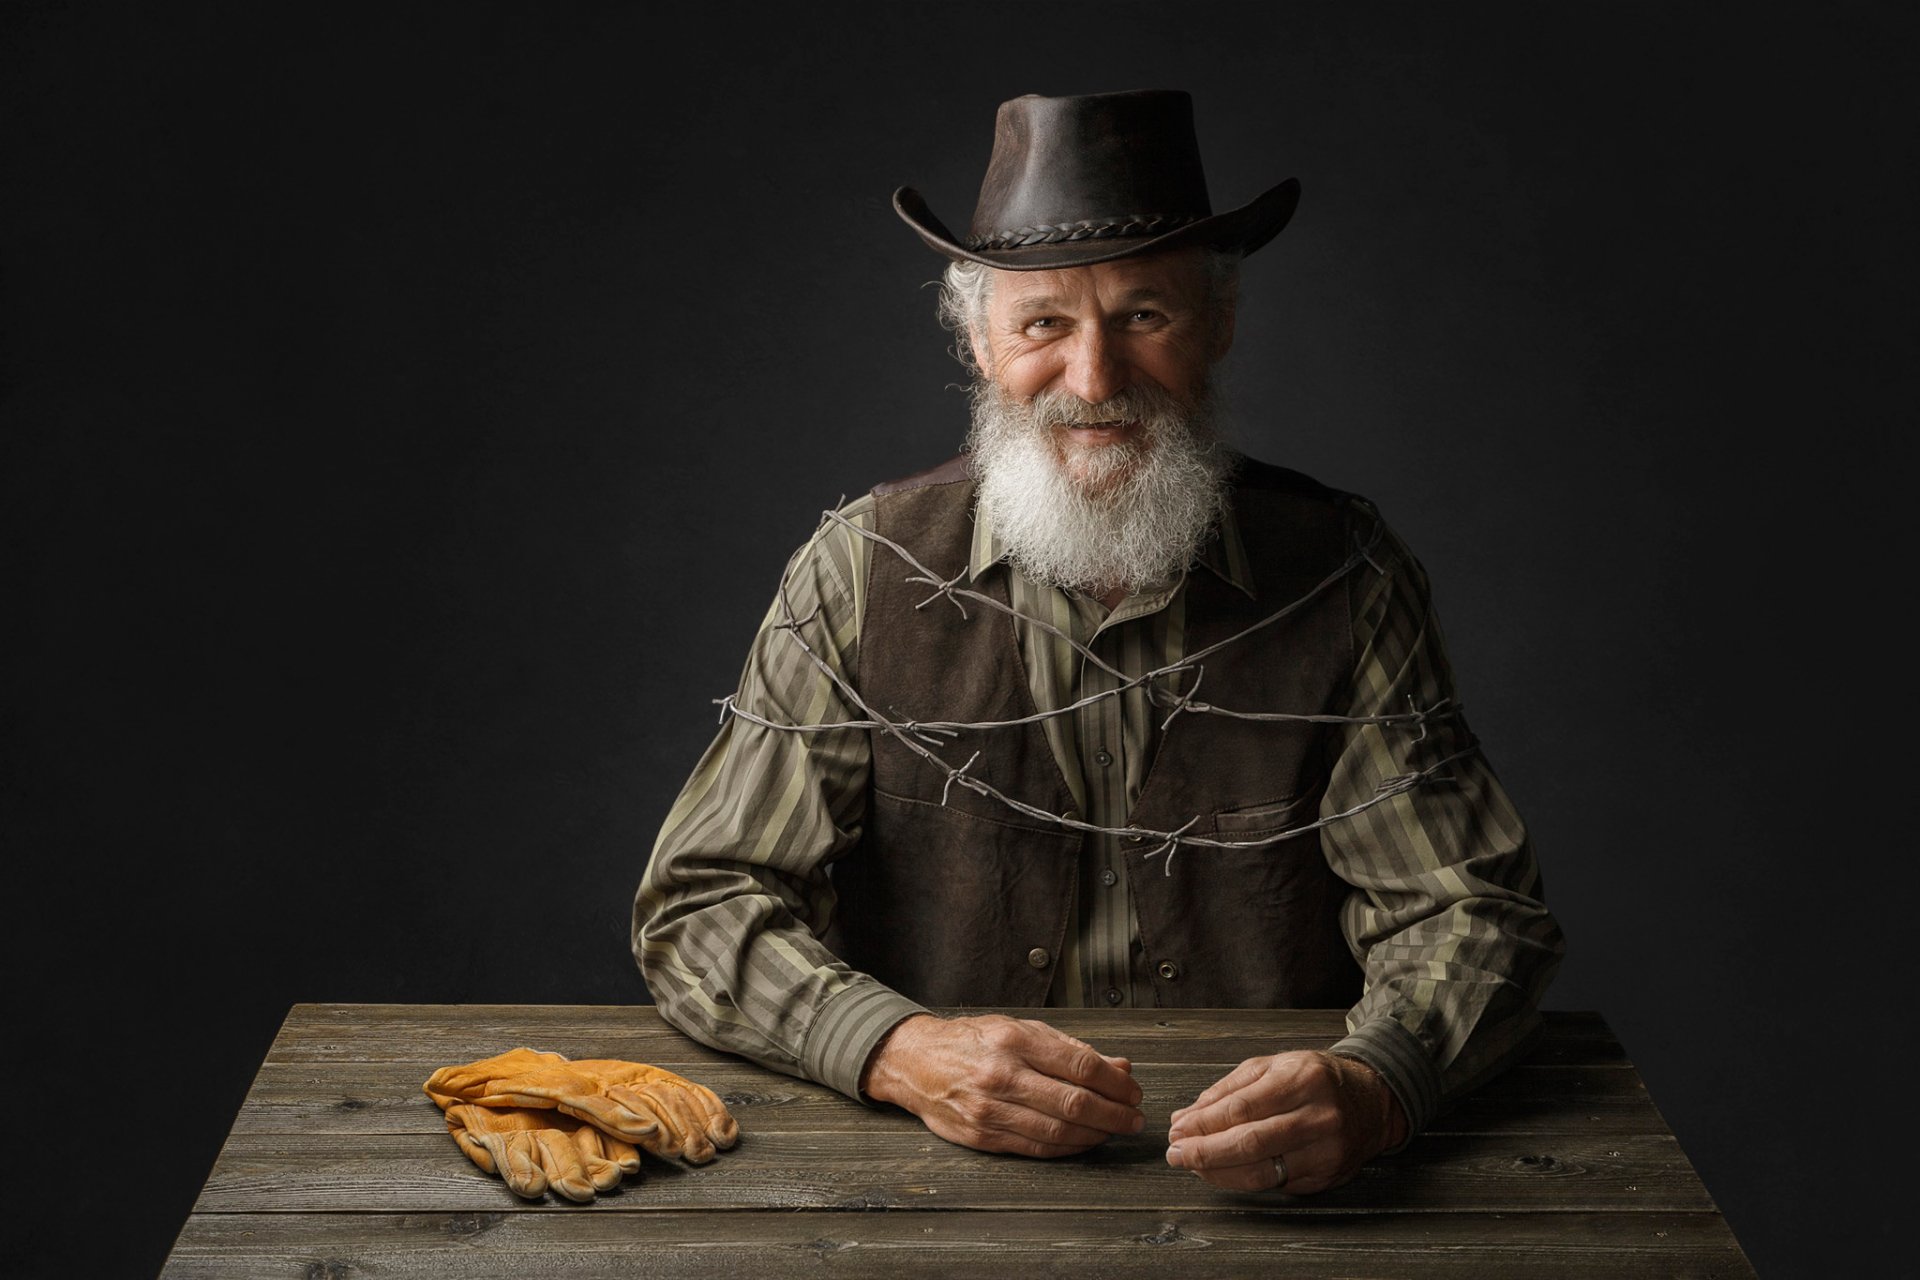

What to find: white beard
left=965, top=377, right=1236, bottom=596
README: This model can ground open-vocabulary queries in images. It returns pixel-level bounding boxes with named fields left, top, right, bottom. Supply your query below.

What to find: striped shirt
left=634, top=468, right=1564, bottom=1137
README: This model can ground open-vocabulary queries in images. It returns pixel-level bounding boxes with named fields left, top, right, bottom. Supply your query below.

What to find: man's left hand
left=1165, top=1051, right=1407, bottom=1194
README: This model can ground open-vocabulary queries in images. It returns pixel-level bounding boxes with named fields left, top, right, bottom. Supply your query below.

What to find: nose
left=1060, top=326, right=1127, bottom=406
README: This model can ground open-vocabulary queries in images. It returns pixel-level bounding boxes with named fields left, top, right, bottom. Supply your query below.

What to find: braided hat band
left=966, top=213, right=1203, bottom=253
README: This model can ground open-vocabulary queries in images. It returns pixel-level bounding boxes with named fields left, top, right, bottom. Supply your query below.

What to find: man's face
left=968, top=246, right=1232, bottom=491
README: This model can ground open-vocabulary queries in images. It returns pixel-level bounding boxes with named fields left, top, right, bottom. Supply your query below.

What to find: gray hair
left=935, top=249, right=1243, bottom=373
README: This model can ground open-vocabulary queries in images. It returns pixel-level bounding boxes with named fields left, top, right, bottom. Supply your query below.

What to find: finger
left=1159, top=1113, right=1282, bottom=1174
left=1005, top=1066, right=1145, bottom=1137
left=1170, top=1058, right=1272, bottom=1127
left=1011, top=1025, right=1142, bottom=1107
left=1172, top=1101, right=1345, bottom=1179
left=532, top=1127, right=597, bottom=1203
left=1182, top=1138, right=1348, bottom=1195
left=1035, top=1024, right=1133, bottom=1068
left=982, top=1091, right=1128, bottom=1150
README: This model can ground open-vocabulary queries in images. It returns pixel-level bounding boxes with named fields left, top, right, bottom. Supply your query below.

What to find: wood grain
left=162, top=1210, right=1755, bottom=1279
left=233, top=1060, right=1662, bottom=1137
left=192, top=1130, right=1714, bottom=1214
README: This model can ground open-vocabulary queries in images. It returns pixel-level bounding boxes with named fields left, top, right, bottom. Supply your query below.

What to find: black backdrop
left=4, top=4, right=1909, bottom=1275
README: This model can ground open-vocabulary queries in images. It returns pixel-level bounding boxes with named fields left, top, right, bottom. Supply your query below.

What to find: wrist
left=1328, top=1051, right=1408, bottom=1156
left=859, top=1013, right=935, bottom=1105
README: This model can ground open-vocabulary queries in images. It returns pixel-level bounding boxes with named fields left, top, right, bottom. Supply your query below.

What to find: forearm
left=1326, top=757, right=1564, bottom=1137
left=635, top=725, right=928, bottom=1099
left=1323, top=510, right=1565, bottom=1137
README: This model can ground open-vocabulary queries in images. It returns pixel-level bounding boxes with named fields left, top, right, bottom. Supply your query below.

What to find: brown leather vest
left=828, top=455, right=1366, bottom=1010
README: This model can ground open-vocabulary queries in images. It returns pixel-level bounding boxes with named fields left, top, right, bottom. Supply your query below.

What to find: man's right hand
left=859, top=1013, right=1144, bottom=1157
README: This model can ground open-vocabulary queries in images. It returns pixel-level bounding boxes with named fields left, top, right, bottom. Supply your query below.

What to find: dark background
left=3, top=3, right=1909, bottom=1274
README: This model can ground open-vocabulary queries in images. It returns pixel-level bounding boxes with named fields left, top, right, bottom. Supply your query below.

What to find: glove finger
left=533, top=1127, right=597, bottom=1203
left=635, top=1069, right=740, bottom=1152
left=603, top=1132, right=643, bottom=1175
left=482, top=1131, right=550, bottom=1200
left=624, top=1084, right=713, bottom=1163
left=569, top=1126, right=629, bottom=1192
left=682, top=1080, right=741, bottom=1151
left=468, top=1089, right=565, bottom=1111
left=449, top=1121, right=497, bottom=1175
left=560, top=1090, right=664, bottom=1144
left=425, top=1049, right=569, bottom=1103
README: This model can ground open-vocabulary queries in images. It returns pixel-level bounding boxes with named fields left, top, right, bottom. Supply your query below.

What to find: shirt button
left=1105, top=987, right=1123, bottom=1005
left=1027, top=947, right=1051, bottom=969
left=1100, top=868, right=1118, bottom=887
left=1094, top=748, right=1113, bottom=767
left=1157, top=961, right=1181, bottom=981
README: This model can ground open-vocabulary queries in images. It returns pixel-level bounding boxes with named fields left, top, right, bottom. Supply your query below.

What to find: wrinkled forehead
left=985, top=246, right=1214, bottom=313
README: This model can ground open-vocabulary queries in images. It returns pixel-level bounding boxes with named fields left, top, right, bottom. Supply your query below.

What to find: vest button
left=1027, top=947, right=1051, bottom=969
left=1100, top=868, right=1118, bottom=887
left=1157, top=960, right=1181, bottom=981
left=1105, top=987, right=1123, bottom=1005
left=1094, top=748, right=1114, bottom=767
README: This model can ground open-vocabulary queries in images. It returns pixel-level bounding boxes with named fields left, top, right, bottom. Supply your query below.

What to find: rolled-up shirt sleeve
left=1320, top=509, right=1566, bottom=1142
left=633, top=497, right=927, bottom=1100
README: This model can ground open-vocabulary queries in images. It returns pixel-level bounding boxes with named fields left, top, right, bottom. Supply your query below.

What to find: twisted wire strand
left=713, top=504, right=1472, bottom=866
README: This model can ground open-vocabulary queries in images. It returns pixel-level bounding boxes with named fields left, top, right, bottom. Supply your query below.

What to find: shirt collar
left=968, top=488, right=1258, bottom=600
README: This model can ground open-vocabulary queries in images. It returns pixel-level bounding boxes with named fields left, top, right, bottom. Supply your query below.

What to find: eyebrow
left=1006, top=286, right=1175, bottom=316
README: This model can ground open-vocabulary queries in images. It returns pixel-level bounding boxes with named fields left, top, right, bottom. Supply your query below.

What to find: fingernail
left=1166, top=1144, right=1183, bottom=1167
left=1130, top=1113, right=1144, bottom=1133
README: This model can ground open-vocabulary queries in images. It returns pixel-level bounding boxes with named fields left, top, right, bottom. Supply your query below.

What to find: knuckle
left=978, top=1062, right=1016, bottom=1092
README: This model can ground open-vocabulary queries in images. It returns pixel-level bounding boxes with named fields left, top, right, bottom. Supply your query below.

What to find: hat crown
left=968, top=90, right=1215, bottom=248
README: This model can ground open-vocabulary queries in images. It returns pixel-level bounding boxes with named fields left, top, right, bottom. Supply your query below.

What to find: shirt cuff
left=800, top=978, right=929, bottom=1103
left=1329, top=1017, right=1442, bottom=1150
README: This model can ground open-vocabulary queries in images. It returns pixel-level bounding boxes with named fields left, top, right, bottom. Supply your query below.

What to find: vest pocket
left=1205, top=790, right=1318, bottom=841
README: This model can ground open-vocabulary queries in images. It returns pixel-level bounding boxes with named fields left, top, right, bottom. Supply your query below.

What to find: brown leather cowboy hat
left=894, top=88, right=1300, bottom=271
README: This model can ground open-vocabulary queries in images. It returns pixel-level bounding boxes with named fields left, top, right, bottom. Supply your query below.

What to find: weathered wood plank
left=230, top=1060, right=1662, bottom=1138
left=191, top=1130, right=1712, bottom=1215
left=161, top=1210, right=1755, bottom=1279
left=266, top=1005, right=1629, bottom=1068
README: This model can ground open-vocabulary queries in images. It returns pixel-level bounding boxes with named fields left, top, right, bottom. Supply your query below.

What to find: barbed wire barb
left=707, top=501, right=1477, bottom=869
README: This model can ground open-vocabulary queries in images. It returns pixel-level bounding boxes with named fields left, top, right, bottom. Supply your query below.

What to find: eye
left=1127, top=309, right=1161, bottom=324
left=1022, top=316, right=1063, bottom=335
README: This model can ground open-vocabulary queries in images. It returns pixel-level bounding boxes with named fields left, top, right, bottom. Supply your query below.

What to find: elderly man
left=635, top=89, right=1563, bottom=1195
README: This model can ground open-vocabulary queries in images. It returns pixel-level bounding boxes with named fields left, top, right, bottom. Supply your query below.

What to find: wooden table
left=160, top=1004, right=1754, bottom=1277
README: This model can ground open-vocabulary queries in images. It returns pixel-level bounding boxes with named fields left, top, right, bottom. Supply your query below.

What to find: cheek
left=995, top=349, right=1064, bottom=400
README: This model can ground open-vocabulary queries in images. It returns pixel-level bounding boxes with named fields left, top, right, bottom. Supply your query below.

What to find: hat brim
left=892, top=177, right=1299, bottom=271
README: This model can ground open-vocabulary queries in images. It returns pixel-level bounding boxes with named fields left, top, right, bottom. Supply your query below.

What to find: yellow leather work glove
left=425, top=1047, right=740, bottom=1164
left=439, top=1103, right=641, bottom=1202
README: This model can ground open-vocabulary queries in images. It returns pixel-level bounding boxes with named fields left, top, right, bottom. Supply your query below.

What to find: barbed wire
left=714, top=503, right=1471, bottom=875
